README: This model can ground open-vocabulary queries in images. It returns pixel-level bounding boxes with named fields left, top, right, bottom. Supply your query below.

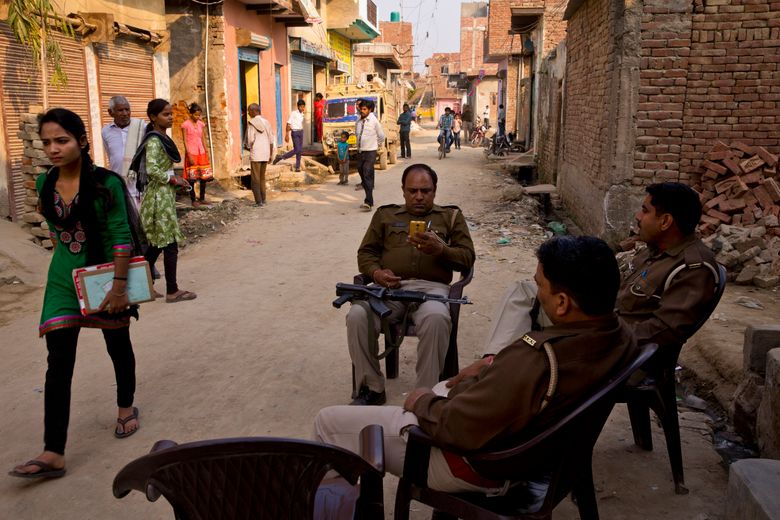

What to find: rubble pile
left=693, top=141, right=780, bottom=287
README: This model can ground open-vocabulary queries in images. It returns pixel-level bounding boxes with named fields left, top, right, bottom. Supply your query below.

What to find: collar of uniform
left=648, top=234, right=698, bottom=260
left=393, top=204, right=448, bottom=216
left=519, top=314, right=620, bottom=349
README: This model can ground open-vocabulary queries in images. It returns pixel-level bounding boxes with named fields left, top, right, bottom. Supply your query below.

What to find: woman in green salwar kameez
left=139, top=99, right=197, bottom=303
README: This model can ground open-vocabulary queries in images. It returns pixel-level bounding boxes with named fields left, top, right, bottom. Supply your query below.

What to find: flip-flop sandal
left=115, top=406, right=140, bottom=439
left=9, top=460, right=66, bottom=479
left=166, top=291, right=197, bottom=303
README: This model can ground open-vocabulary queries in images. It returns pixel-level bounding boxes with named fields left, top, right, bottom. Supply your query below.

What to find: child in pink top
left=180, top=103, right=213, bottom=207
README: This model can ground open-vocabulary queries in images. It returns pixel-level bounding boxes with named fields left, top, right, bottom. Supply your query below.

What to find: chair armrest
left=358, top=424, right=385, bottom=475
left=150, top=439, right=178, bottom=453
left=448, top=267, right=474, bottom=299
left=401, top=426, right=438, bottom=486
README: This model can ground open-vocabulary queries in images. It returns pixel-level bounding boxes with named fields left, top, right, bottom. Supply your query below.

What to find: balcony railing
left=353, top=42, right=395, bottom=56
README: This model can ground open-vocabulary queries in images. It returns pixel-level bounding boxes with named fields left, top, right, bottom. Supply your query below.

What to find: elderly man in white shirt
left=245, top=103, right=276, bottom=206
left=355, top=98, right=385, bottom=211
left=273, top=99, right=306, bottom=172
left=101, top=96, right=146, bottom=201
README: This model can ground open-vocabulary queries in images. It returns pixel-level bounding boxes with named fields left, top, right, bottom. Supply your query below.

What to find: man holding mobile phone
left=345, top=164, right=476, bottom=405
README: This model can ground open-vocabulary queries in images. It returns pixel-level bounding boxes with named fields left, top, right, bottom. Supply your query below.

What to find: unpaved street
left=1, top=130, right=728, bottom=519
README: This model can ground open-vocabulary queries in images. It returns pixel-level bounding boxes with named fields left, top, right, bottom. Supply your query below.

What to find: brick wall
left=682, top=0, right=780, bottom=183
left=487, top=0, right=543, bottom=56
left=633, top=0, right=692, bottom=187
left=378, top=21, right=413, bottom=71
left=536, top=40, right=566, bottom=183
left=556, top=0, right=780, bottom=242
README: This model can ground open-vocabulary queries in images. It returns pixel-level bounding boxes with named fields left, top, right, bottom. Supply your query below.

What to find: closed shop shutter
left=290, top=54, right=313, bottom=91
left=94, top=37, right=155, bottom=127
left=0, top=23, right=91, bottom=219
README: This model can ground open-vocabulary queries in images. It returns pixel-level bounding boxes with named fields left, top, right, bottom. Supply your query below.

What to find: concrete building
left=557, top=0, right=780, bottom=243
left=460, top=2, right=500, bottom=129
left=485, top=0, right=567, bottom=145
left=352, top=42, right=403, bottom=83
left=378, top=18, right=413, bottom=72
left=166, top=0, right=313, bottom=179
left=325, top=0, right=380, bottom=83
left=0, top=0, right=169, bottom=221
left=425, top=52, right=465, bottom=120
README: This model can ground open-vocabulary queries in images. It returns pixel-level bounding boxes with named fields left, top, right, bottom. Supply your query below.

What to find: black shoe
left=271, top=156, right=281, bottom=165
left=350, top=388, right=386, bottom=406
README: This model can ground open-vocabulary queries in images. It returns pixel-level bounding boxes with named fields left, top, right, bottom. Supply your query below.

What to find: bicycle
left=437, top=129, right=453, bottom=160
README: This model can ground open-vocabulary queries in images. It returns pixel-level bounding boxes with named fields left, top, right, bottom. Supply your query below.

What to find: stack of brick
left=18, top=110, right=53, bottom=249
left=694, top=141, right=780, bottom=287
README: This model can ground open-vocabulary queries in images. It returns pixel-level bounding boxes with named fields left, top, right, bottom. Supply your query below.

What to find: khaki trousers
left=346, top=279, right=451, bottom=393
left=250, top=161, right=267, bottom=204
left=481, top=280, right=552, bottom=357
left=313, top=405, right=501, bottom=493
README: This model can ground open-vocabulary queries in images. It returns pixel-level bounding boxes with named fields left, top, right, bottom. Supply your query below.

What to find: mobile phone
left=409, top=220, right=426, bottom=237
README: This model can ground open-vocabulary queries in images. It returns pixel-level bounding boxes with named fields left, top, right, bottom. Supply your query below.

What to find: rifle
left=332, top=283, right=472, bottom=318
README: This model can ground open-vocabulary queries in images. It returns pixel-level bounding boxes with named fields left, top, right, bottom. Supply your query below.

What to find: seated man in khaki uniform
left=316, top=236, right=637, bottom=494
left=347, top=163, right=475, bottom=405
left=458, top=182, right=718, bottom=385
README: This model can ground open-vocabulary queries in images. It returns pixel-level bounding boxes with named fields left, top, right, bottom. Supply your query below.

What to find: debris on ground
left=177, top=198, right=252, bottom=245
left=694, top=140, right=780, bottom=287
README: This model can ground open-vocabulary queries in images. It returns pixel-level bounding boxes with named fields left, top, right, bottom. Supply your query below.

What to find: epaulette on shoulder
left=377, top=204, right=401, bottom=210
left=664, top=243, right=719, bottom=291
left=441, top=204, right=462, bottom=210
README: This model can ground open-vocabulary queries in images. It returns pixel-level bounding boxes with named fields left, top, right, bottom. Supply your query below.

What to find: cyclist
left=437, top=107, right=454, bottom=153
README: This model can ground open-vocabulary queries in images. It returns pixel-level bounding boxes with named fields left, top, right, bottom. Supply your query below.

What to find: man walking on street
left=245, top=103, right=275, bottom=207
left=273, top=99, right=305, bottom=172
left=397, top=103, right=413, bottom=159
left=482, top=105, right=490, bottom=128
left=498, top=104, right=506, bottom=137
left=101, top=96, right=146, bottom=201
left=355, top=99, right=385, bottom=211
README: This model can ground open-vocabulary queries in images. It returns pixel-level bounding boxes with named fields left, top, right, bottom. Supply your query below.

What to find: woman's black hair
left=145, top=98, right=170, bottom=134
left=188, top=102, right=202, bottom=114
left=38, top=108, right=142, bottom=264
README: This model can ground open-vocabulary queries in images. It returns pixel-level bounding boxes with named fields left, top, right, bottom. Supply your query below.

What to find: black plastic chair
left=351, top=268, right=474, bottom=395
left=619, top=263, right=726, bottom=495
left=113, top=425, right=385, bottom=520
left=394, top=343, right=658, bottom=520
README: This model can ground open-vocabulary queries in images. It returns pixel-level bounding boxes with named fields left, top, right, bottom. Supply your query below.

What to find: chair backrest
left=113, top=435, right=381, bottom=520
left=466, top=343, right=658, bottom=508
left=688, top=263, right=727, bottom=338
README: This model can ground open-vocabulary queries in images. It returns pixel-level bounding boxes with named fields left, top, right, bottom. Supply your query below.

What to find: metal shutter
left=94, top=37, right=155, bottom=127
left=0, top=24, right=92, bottom=220
left=290, top=54, right=313, bottom=91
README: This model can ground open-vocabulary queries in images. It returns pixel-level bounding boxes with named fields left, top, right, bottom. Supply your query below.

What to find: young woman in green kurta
left=139, top=99, right=197, bottom=303
left=10, top=109, right=141, bottom=480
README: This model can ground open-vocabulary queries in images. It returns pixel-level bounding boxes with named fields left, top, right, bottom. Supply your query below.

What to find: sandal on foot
left=166, top=290, right=197, bottom=303
left=115, top=407, right=140, bottom=439
left=9, top=460, right=66, bottom=479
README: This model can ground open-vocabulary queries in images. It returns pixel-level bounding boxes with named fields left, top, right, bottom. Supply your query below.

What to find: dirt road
left=1, top=130, right=728, bottom=519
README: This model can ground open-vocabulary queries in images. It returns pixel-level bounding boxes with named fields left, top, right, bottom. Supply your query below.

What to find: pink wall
left=223, top=0, right=291, bottom=172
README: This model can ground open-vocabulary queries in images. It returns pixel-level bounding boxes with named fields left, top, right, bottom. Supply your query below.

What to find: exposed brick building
left=425, top=52, right=464, bottom=119
left=558, top=0, right=780, bottom=243
left=485, top=0, right=568, bottom=143
left=461, top=3, right=500, bottom=127
left=378, top=20, right=413, bottom=72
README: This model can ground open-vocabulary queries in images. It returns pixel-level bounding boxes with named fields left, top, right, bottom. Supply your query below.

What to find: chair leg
left=626, top=400, right=653, bottom=451
left=431, top=511, right=458, bottom=520
left=655, top=382, right=688, bottom=495
left=572, top=461, right=599, bottom=520
left=441, top=336, right=459, bottom=380
left=351, top=364, right=358, bottom=399
left=393, top=479, right=412, bottom=520
left=386, top=337, right=399, bottom=379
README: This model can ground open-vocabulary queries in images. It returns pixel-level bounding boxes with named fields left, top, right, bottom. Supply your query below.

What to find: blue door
left=275, top=65, right=283, bottom=145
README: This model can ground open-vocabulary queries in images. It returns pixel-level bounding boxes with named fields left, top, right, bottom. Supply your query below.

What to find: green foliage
left=6, top=0, right=75, bottom=87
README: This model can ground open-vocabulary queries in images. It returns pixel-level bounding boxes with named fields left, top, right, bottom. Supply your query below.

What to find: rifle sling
left=353, top=299, right=415, bottom=361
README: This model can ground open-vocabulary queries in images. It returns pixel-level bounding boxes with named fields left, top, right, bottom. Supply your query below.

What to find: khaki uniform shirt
left=411, top=315, right=637, bottom=452
left=617, top=236, right=718, bottom=354
left=357, top=204, right=476, bottom=285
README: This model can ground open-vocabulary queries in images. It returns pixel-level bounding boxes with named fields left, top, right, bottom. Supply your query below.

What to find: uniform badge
left=521, top=334, right=537, bottom=346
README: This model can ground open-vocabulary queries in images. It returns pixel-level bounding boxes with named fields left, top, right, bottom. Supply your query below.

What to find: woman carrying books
left=10, top=108, right=142, bottom=479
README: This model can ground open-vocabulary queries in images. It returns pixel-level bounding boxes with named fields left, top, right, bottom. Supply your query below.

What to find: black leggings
left=145, top=241, right=179, bottom=294
left=189, top=180, right=207, bottom=202
left=44, top=327, right=136, bottom=455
